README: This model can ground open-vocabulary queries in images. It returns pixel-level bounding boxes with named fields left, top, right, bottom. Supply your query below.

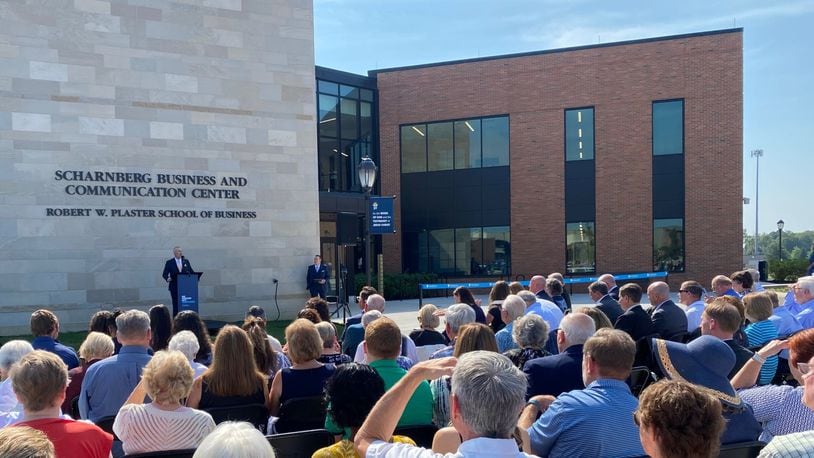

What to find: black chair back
left=718, top=440, right=766, bottom=458
left=124, top=449, right=196, bottom=458
left=267, top=428, right=334, bottom=458
left=70, top=396, right=80, bottom=419
left=94, top=415, right=119, bottom=440
left=275, top=396, right=326, bottom=433
left=394, top=425, right=438, bottom=448
left=203, top=403, right=269, bottom=434
left=626, top=366, right=658, bottom=397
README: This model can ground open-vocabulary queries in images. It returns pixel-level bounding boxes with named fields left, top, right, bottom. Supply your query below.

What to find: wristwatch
left=526, top=399, right=542, bottom=411
left=752, top=353, right=766, bottom=364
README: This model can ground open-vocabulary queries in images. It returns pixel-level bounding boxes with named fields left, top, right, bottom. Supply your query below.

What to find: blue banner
left=370, top=196, right=396, bottom=234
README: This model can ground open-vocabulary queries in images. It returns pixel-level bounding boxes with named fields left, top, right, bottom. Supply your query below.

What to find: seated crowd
left=1, top=270, right=814, bottom=457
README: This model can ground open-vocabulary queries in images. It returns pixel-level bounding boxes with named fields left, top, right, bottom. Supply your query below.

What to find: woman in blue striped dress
left=743, top=293, right=779, bottom=385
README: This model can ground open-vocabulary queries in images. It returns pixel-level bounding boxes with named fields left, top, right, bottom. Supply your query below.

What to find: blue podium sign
left=178, top=272, right=202, bottom=313
left=370, top=196, right=396, bottom=234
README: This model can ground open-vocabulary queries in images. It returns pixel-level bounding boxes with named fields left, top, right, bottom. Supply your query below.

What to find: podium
left=177, top=272, right=203, bottom=313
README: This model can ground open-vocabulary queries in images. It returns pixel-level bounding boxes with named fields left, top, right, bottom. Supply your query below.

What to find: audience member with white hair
left=315, top=321, right=352, bottom=365
left=168, top=330, right=208, bottom=378
left=0, top=340, right=34, bottom=426
left=504, top=314, right=551, bottom=369
left=62, top=332, right=114, bottom=416
left=193, top=421, right=276, bottom=458
left=524, top=313, right=596, bottom=397
left=495, top=295, right=530, bottom=352
left=114, top=350, right=215, bottom=455
left=430, top=303, right=476, bottom=359
left=355, top=351, right=535, bottom=457
left=790, top=276, right=814, bottom=328
left=409, top=304, right=447, bottom=347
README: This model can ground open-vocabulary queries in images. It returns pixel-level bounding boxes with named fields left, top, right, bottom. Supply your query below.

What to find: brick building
left=316, top=29, right=743, bottom=290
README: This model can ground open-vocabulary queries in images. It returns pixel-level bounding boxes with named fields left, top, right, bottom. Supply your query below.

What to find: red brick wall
left=376, top=31, right=743, bottom=287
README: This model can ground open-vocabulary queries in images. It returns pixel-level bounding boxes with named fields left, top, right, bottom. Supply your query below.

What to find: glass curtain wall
left=317, top=79, right=374, bottom=192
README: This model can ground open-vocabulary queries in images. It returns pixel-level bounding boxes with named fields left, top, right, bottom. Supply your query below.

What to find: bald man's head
left=529, top=275, right=546, bottom=294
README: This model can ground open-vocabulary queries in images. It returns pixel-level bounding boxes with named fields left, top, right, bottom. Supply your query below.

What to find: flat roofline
left=316, top=65, right=377, bottom=88
left=368, top=28, right=743, bottom=76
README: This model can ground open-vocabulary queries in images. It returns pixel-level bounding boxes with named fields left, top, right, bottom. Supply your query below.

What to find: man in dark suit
left=306, top=254, right=329, bottom=298
left=588, top=281, right=623, bottom=323
left=529, top=275, right=553, bottom=301
left=599, top=273, right=620, bottom=300
left=524, top=313, right=596, bottom=398
left=646, top=281, right=688, bottom=341
left=161, top=246, right=195, bottom=316
left=614, top=283, right=655, bottom=341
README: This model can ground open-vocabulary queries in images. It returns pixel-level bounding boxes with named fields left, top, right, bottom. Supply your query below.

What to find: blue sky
left=313, top=0, right=814, bottom=234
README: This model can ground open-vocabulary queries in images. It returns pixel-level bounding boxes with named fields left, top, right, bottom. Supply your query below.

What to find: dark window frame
left=564, top=106, right=596, bottom=162
left=651, top=98, right=685, bottom=156
left=316, top=77, right=379, bottom=193
left=399, top=114, right=510, bottom=174
left=565, top=221, right=597, bottom=275
left=653, top=217, right=686, bottom=273
left=403, top=225, right=511, bottom=276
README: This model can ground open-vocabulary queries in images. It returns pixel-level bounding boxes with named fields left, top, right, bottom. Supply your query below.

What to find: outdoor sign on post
left=370, top=196, right=396, bottom=234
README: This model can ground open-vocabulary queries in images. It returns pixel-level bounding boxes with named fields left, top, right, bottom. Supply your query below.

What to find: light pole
left=358, top=156, right=377, bottom=286
left=777, top=219, right=785, bottom=261
left=751, top=149, right=763, bottom=257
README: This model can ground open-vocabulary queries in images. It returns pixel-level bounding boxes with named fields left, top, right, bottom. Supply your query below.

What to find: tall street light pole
left=358, top=156, right=377, bottom=286
left=777, top=219, right=785, bottom=261
left=751, top=149, right=763, bottom=257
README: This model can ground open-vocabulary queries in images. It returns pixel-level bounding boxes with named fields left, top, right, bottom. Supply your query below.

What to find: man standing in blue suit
left=307, top=254, right=329, bottom=298
left=161, top=246, right=194, bottom=317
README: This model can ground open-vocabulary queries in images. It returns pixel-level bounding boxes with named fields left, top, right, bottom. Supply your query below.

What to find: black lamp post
left=358, top=157, right=377, bottom=286
left=777, top=219, right=785, bottom=261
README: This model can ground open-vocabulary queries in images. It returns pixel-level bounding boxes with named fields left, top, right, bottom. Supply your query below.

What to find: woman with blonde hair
left=187, top=325, right=269, bottom=410
left=743, top=293, right=779, bottom=385
left=62, top=332, right=114, bottom=415
left=409, top=304, right=446, bottom=347
left=114, top=350, right=215, bottom=455
left=268, top=319, right=336, bottom=416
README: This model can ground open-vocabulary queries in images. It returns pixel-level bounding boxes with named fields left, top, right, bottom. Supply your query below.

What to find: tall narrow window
left=318, top=94, right=338, bottom=138
left=654, top=219, right=684, bottom=272
left=565, top=108, right=594, bottom=161
left=454, top=119, right=481, bottom=169
left=653, top=100, right=684, bottom=155
left=482, top=226, right=510, bottom=275
left=401, top=124, right=426, bottom=173
left=427, top=122, right=454, bottom=171
left=566, top=222, right=595, bottom=274
left=482, top=117, right=509, bottom=167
